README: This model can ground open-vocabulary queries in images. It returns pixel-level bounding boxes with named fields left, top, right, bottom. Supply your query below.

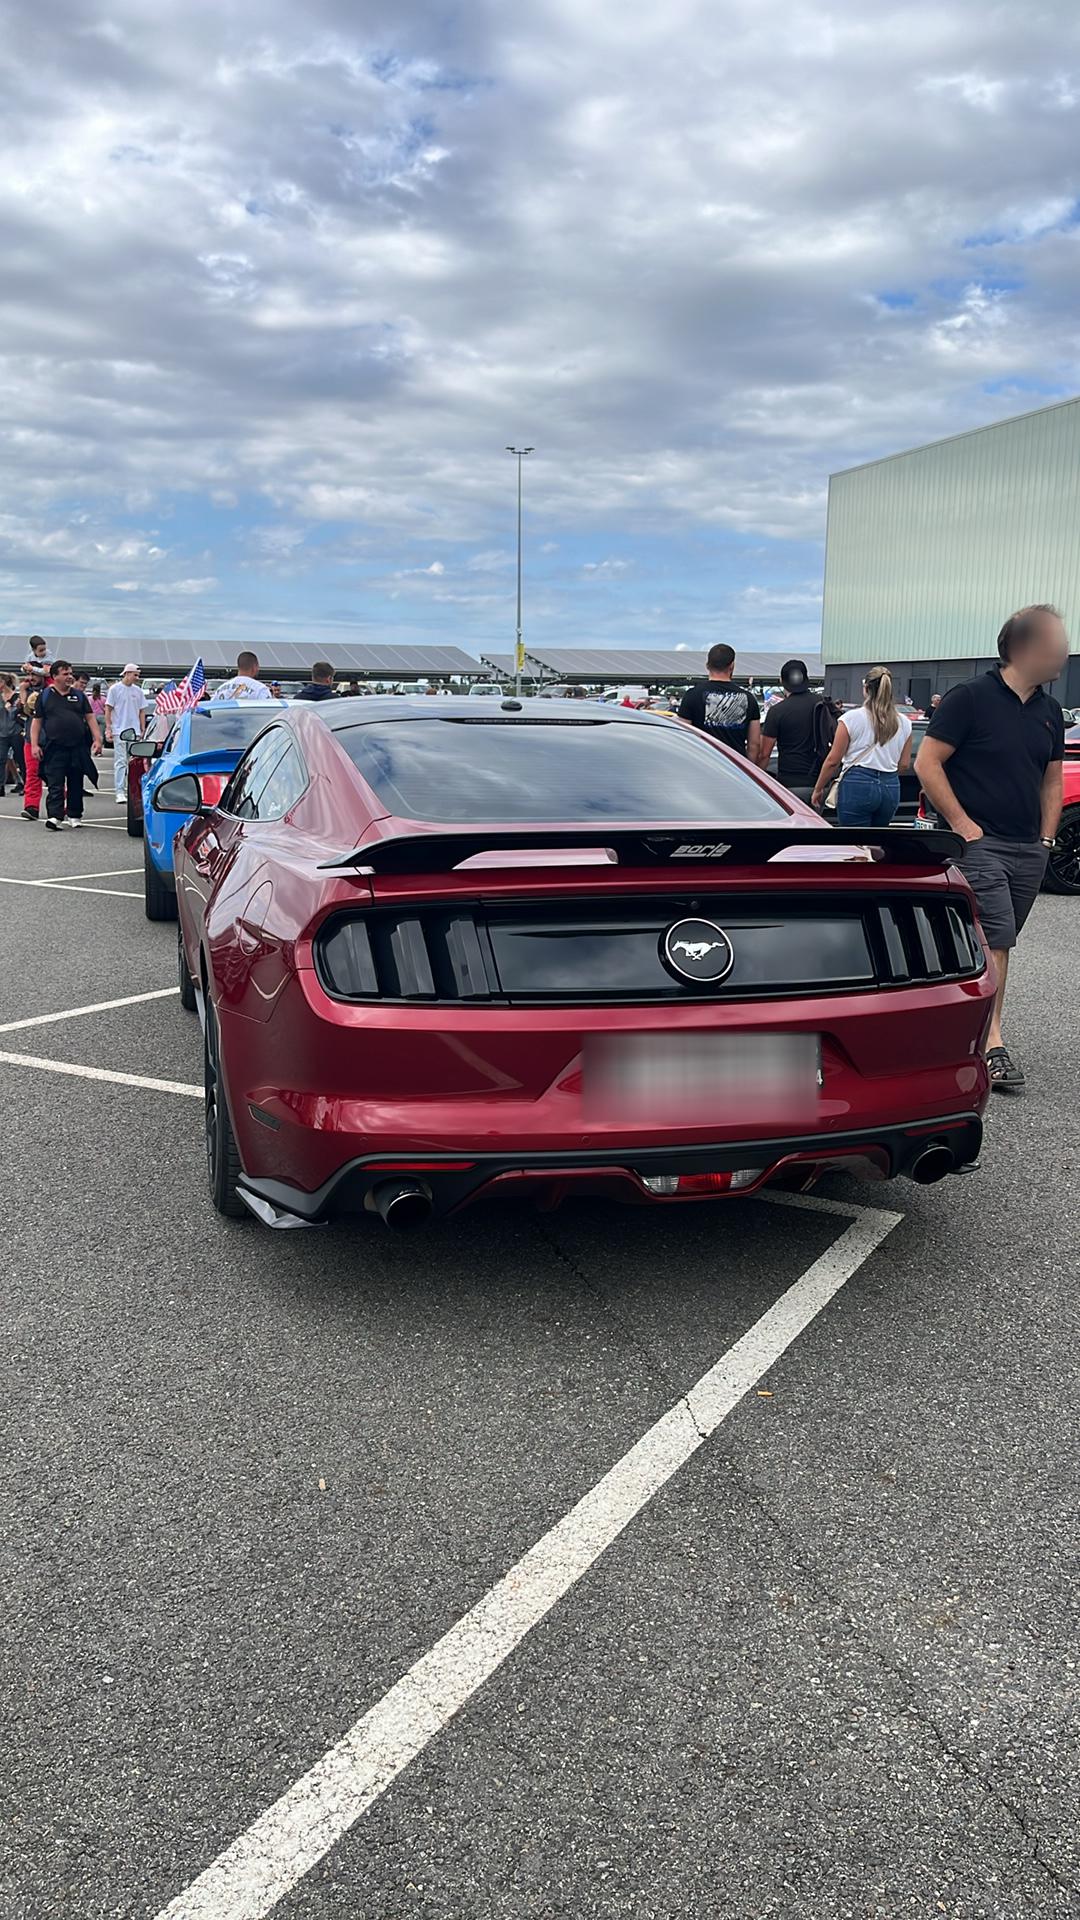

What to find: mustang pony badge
left=660, top=918, right=735, bottom=985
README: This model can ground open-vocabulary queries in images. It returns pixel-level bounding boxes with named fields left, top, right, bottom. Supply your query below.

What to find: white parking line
left=0, top=874, right=139, bottom=898
left=154, top=1194, right=901, bottom=1920
left=0, top=987, right=178, bottom=1036
left=0, top=813, right=128, bottom=830
left=0, top=1050, right=201, bottom=1097
left=40, top=867, right=143, bottom=883
left=0, top=867, right=141, bottom=884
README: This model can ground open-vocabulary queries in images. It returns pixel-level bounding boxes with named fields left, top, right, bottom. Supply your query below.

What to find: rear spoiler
left=318, top=824, right=965, bottom=874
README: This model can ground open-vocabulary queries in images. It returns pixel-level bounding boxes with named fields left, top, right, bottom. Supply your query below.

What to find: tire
left=126, top=790, right=143, bottom=838
left=144, top=839, right=177, bottom=921
left=204, top=1001, right=246, bottom=1218
left=1044, top=804, right=1080, bottom=895
left=178, top=925, right=198, bottom=1012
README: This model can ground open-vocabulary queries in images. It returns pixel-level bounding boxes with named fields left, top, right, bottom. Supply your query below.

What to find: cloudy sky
left=2, top=0, right=1079, bottom=658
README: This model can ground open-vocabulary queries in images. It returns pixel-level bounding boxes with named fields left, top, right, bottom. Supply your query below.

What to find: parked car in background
left=894, top=720, right=929, bottom=824
left=140, top=700, right=287, bottom=920
left=156, top=695, right=992, bottom=1227
left=121, top=721, right=163, bottom=837
left=1045, top=754, right=1080, bottom=895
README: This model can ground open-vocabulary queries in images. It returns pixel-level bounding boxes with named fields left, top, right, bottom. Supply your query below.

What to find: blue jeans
left=837, top=766, right=900, bottom=827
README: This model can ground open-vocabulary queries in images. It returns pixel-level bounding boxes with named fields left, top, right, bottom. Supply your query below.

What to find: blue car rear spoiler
left=318, top=824, right=965, bottom=874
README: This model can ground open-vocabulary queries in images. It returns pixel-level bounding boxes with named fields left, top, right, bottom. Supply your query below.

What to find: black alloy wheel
left=1044, top=805, right=1080, bottom=895
left=204, top=1000, right=245, bottom=1217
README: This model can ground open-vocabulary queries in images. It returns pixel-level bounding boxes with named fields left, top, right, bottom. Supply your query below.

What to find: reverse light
left=642, top=1168, right=759, bottom=1197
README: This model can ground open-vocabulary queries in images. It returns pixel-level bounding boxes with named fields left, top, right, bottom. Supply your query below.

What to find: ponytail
left=864, top=667, right=899, bottom=745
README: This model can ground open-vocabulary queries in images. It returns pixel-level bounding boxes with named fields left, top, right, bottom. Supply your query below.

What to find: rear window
left=334, top=717, right=787, bottom=823
left=188, top=708, right=282, bottom=752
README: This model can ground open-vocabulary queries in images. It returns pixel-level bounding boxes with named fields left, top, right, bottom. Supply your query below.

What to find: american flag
left=156, top=658, right=206, bottom=716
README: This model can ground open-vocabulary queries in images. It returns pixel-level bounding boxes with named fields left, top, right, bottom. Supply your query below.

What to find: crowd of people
left=0, top=644, right=347, bottom=825
left=0, top=640, right=164, bottom=825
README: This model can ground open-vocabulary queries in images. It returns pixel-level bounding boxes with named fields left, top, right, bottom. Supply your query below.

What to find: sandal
left=987, top=1045, right=1025, bottom=1095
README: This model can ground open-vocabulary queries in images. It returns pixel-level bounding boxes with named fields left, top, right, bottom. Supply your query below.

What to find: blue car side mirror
left=152, top=773, right=206, bottom=814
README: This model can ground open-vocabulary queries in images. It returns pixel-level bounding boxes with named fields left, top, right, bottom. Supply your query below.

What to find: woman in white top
left=810, top=667, right=913, bottom=825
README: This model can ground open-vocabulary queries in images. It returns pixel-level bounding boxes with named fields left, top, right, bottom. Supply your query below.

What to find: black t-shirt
left=678, top=682, right=761, bottom=756
left=926, top=668, right=1064, bottom=841
left=293, top=683, right=338, bottom=701
left=38, top=686, right=91, bottom=750
left=762, top=689, right=831, bottom=784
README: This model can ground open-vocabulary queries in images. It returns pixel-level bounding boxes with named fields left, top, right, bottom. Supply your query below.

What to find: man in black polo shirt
left=916, top=605, right=1067, bottom=1094
left=29, top=659, right=102, bottom=829
left=757, top=658, right=835, bottom=799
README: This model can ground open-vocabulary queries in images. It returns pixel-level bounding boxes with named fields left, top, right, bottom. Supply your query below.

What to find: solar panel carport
left=479, top=647, right=823, bottom=685
left=0, top=638, right=481, bottom=680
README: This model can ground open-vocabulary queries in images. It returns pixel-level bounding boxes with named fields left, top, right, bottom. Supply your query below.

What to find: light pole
left=506, top=446, right=534, bottom=695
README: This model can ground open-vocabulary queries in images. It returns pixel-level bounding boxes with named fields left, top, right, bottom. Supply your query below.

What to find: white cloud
left=147, top=576, right=218, bottom=595
left=739, top=585, right=823, bottom=609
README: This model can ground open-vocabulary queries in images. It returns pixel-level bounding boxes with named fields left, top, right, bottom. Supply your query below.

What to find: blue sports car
left=133, top=701, right=286, bottom=920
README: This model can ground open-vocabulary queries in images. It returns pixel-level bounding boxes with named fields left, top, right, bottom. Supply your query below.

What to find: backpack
left=810, top=697, right=837, bottom=772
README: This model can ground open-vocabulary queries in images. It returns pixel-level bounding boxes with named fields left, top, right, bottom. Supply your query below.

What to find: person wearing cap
left=757, top=659, right=836, bottom=801
left=105, top=664, right=151, bottom=804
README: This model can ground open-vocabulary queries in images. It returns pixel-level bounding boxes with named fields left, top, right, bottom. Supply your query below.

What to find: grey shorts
left=955, top=835, right=1049, bottom=950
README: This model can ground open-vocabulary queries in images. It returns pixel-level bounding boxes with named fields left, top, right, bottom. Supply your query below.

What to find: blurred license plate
left=583, top=1032, right=821, bottom=1126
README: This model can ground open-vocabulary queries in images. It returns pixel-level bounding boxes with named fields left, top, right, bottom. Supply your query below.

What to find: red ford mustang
left=153, top=698, right=995, bottom=1228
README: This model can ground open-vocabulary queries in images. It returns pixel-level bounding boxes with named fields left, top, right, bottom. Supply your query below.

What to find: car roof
left=187, top=699, right=289, bottom=714
left=312, top=695, right=672, bottom=732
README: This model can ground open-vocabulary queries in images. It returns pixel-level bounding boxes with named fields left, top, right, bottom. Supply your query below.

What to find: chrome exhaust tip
left=364, top=1179, right=434, bottom=1231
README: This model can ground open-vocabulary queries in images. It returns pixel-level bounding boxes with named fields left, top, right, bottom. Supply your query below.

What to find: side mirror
left=152, top=773, right=205, bottom=814
left=120, top=727, right=137, bottom=743
left=127, top=737, right=157, bottom=758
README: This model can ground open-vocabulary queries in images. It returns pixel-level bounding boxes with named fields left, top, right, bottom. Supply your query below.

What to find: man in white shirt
left=105, top=663, right=151, bottom=801
left=211, top=650, right=274, bottom=703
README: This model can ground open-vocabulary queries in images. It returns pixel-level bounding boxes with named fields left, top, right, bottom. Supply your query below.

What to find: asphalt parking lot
left=1, top=774, right=1078, bottom=1920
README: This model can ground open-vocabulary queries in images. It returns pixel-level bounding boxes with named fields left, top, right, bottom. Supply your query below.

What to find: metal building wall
left=822, top=398, right=1080, bottom=681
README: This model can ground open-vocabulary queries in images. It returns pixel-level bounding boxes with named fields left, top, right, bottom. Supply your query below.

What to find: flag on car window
left=156, top=659, right=206, bottom=715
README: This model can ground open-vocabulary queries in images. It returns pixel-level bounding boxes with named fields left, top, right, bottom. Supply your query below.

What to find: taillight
left=200, top=775, right=228, bottom=805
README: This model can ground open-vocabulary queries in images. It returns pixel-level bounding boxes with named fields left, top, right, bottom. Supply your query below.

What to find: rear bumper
left=236, top=1112, right=984, bottom=1222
